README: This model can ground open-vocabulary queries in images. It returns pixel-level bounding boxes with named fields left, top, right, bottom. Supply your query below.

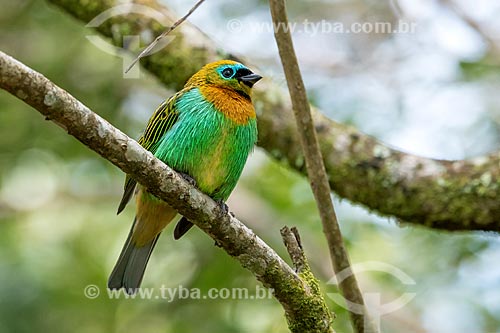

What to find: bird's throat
left=199, top=85, right=256, bottom=125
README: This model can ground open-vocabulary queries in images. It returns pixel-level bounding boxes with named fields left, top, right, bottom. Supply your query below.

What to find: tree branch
left=280, top=227, right=306, bottom=273
left=269, top=1, right=376, bottom=332
left=46, top=0, right=500, bottom=232
left=280, top=227, right=334, bottom=333
left=0, top=50, right=333, bottom=333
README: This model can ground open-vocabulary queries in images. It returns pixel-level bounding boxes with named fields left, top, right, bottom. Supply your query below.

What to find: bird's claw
left=179, top=172, right=197, bottom=187
left=216, top=199, right=230, bottom=215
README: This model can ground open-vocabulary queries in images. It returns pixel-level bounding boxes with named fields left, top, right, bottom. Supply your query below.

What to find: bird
left=108, top=60, right=262, bottom=293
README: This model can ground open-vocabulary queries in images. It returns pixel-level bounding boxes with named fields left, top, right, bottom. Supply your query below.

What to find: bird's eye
left=221, top=68, right=234, bottom=78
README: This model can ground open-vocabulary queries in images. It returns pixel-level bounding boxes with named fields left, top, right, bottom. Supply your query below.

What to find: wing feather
left=117, top=92, right=182, bottom=214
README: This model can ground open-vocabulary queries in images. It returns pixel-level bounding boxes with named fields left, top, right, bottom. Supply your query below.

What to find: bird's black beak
left=238, top=73, right=262, bottom=88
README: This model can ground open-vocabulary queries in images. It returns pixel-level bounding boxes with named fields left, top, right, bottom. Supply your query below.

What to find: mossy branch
left=46, top=0, right=500, bottom=232
left=281, top=227, right=334, bottom=333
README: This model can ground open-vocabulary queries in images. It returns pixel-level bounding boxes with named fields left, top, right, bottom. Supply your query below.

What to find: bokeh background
left=1, top=0, right=500, bottom=332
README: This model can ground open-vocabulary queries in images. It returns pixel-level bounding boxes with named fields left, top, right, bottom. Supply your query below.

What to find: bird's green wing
left=117, top=93, right=181, bottom=214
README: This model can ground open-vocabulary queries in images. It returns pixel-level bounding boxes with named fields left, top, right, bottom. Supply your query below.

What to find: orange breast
left=199, top=85, right=256, bottom=125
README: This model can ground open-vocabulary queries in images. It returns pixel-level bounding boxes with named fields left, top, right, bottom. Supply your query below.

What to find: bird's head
left=185, top=60, right=262, bottom=98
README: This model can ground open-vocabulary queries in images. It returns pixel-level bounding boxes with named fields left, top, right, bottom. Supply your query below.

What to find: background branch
left=124, top=0, right=205, bottom=73
left=46, top=0, right=500, bottom=232
left=269, top=1, right=376, bottom=332
left=0, top=50, right=333, bottom=333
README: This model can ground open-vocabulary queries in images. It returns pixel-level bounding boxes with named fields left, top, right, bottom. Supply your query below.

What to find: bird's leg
left=179, top=172, right=197, bottom=188
left=213, top=199, right=232, bottom=248
left=215, top=199, right=232, bottom=216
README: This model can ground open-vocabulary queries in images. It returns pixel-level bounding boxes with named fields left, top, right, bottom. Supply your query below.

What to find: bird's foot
left=179, top=172, right=197, bottom=187
left=216, top=199, right=231, bottom=215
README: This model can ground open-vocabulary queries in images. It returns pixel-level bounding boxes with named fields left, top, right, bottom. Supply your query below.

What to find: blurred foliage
left=459, top=60, right=500, bottom=81
left=2, top=0, right=500, bottom=333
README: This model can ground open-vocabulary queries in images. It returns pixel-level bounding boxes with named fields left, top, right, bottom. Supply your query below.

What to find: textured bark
left=280, top=227, right=334, bottom=333
left=46, top=0, right=500, bottom=232
left=0, top=50, right=334, bottom=333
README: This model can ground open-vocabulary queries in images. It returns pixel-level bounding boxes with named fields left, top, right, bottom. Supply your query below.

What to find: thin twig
left=268, top=1, right=378, bottom=332
left=124, top=0, right=205, bottom=73
left=280, top=226, right=306, bottom=273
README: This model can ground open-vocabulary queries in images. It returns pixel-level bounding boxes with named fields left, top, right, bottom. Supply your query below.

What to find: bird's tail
left=108, top=218, right=160, bottom=294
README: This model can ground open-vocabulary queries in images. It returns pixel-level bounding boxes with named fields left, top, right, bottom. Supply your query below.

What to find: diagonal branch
left=269, top=1, right=376, bottom=332
left=46, top=0, right=500, bottom=232
left=0, top=50, right=334, bottom=333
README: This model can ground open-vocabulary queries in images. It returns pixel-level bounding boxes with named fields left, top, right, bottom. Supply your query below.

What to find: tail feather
left=173, top=216, right=194, bottom=240
left=108, top=218, right=160, bottom=294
